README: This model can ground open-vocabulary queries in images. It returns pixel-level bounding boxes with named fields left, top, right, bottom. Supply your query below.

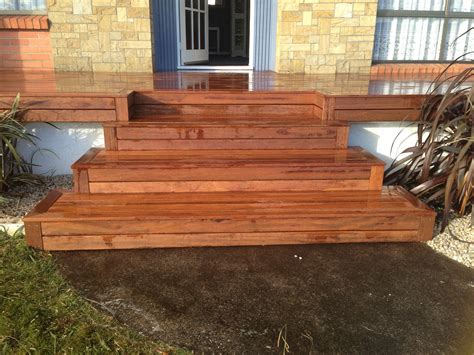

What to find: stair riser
left=39, top=216, right=423, bottom=235
left=29, top=212, right=434, bottom=250
left=117, top=126, right=342, bottom=139
left=134, top=91, right=320, bottom=105
left=104, top=126, right=349, bottom=150
left=73, top=165, right=384, bottom=193
left=134, top=104, right=319, bottom=118
left=41, top=230, right=426, bottom=251
left=117, top=139, right=341, bottom=150
left=133, top=91, right=323, bottom=119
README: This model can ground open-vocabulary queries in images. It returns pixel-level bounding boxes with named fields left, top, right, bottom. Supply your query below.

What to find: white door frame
left=176, top=0, right=255, bottom=71
left=179, top=0, right=209, bottom=64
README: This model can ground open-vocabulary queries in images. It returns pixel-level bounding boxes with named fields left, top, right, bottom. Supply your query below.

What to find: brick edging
left=0, top=15, right=49, bottom=30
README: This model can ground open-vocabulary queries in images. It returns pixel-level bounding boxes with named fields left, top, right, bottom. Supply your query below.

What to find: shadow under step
left=72, top=147, right=385, bottom=193
left=103, top=118, right=349, bottom=150
left=23, top=187, right=436, bottom=251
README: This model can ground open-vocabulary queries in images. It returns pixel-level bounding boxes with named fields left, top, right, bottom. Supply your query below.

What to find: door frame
left=176, top=0, right=255, bottom=71
left=179, top=0, right=209, bottom=64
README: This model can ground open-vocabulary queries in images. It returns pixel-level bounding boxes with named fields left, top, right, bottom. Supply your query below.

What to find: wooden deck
left=0, top=70, right=464, bottom=122
left=18, top=71, right=439, bottom=250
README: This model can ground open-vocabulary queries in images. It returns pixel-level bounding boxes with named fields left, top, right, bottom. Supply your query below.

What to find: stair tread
left=24, top=187, right=434, bottom=222
left=72, top=147, right=385, bottom=169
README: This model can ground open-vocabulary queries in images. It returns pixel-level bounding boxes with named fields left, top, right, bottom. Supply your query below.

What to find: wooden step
left=103, top=118, right=349, bottom=150
left=132, top=90, right=324, bottom=119
left=71, top=147, right=385, bottom=194
left=23, top=187, right=436, bottom=251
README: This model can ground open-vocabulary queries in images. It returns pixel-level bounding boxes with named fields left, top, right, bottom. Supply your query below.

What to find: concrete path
left=54, top=243, right=474, bottom=353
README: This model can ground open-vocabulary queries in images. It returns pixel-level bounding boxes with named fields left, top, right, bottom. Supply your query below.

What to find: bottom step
left=23, top=187, right=436, bottom=251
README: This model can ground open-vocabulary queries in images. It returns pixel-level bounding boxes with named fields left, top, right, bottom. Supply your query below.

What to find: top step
left=132, top=91, right=325, bottom=120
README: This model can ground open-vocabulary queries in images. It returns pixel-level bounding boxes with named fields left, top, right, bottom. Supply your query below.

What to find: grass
left=0, top=228, right=189, bottom=354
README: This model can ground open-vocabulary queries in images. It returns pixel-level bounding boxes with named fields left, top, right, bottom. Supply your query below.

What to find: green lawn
left=0, top=228, right=188, bottom=354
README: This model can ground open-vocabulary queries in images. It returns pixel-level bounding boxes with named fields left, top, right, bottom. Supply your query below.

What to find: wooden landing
left=23, top=187, right=436, bottom=251
left=1, top=71, right=463, bottom=123
left=71, top=147, right=385, bottom=194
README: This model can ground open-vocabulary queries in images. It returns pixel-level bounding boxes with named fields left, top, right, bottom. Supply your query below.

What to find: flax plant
left=384, top=66, right=473, bottom=231
left=0, top=94, right=41, bottom=195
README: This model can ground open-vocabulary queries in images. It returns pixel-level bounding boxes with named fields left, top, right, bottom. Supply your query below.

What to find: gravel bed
left=427, top=214, right=473, bottom=268
left=0, top=175, right=73, bottom=223
left=1, top=175, right=472, bottom=268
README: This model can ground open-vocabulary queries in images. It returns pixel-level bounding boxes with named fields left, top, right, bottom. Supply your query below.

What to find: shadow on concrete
left=54, top=243, right=474, bottom=353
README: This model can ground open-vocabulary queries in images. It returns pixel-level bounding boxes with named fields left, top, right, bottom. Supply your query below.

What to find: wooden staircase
left=24, top=91, right=436, bottom=251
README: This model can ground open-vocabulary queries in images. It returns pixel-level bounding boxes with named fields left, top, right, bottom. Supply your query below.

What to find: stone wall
left=47, top=0, right=153, bottom=73
left=275, top=0, right=378, bottom=74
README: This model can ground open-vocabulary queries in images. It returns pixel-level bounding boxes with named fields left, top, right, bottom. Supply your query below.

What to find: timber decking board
left=86, top=166, right=371, bottom=181
left=85, top=180, right=371, bottom=193
left=41, top=231, right=423, bottom=250
left=133, top=104, right=317, bottom=118
left=0, top=91, right=133, bottom=122
left=134, top=91, right=318, bottom=105
left=25, top=188, right=434, bottom=221
left=108, top=116, right=350, bottom=151
left=24, top=187, right=435, bottom=250
left=0, top=96, right=116, bottom=110
left=3, top=71, right=472, bottom=122
left=115, top=139, right=339, bottom=150
left=71, top=147, right=384, bottom=193
left=72, top=148, right=382, bottom=168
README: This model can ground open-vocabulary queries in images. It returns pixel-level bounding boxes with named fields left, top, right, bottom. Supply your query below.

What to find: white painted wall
left=17, top=122, right=418, bottom=175
left=348, top=122, right=418, bottom=168
left=17, top=123, right=104, bottom=175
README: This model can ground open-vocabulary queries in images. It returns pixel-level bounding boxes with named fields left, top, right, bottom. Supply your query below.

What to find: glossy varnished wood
left=1, top=71, right=468, bottom=123
left=0, top=92, right=132, bottom=122
left=23, top=187, right=436, bottom=250
left=15, top=71, right=442, bottom=249
left=71, top=147, right=385, bottom=193
left=103, top=119, right=349, bottom=150
left=23, top=189, right=62, bottom=249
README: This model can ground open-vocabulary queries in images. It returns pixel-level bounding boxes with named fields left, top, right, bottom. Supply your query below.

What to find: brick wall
left=47, top=0, right=153, bottom=73
left=275, top=0, right=378, bottom=74
left=0, top=22, right=53, bottom=71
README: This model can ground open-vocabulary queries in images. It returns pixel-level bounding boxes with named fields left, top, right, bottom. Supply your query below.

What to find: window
left=373, top=0, right=474, bottom=62
left=0, top=0, right=47, bottom=13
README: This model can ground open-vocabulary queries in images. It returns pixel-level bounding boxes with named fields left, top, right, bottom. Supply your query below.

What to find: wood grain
left=24, top=222, right=43, bottom=249
left=42, top=230, right=421, bottom=250
left=134, top=91, right=317, bottom=105
left=133, top=104, right=316, bottom=118
left=21, top=109, right=116, bottom=122
left=72, top=147, right=384, bottom=193
left=117, top=138, right=338, bottom=150
left=88, top=179, right=371, bottom=193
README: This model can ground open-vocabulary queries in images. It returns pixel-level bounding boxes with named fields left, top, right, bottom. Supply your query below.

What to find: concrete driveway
left=54, top=243, right=474, bottom=353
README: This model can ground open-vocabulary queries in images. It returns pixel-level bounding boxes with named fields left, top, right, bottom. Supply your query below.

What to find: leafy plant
left=384, top=66, right=473, bottom=231
left=0, top=94, right=41, bottom=194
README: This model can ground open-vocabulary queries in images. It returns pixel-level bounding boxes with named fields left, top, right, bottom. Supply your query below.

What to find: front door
left=180, top=0, right=209, bottom=64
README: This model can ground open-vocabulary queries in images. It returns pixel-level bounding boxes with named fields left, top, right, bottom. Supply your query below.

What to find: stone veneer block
left=47, top=0, right=153, bottom=73
left=275, top=0, right=378, bottom=74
